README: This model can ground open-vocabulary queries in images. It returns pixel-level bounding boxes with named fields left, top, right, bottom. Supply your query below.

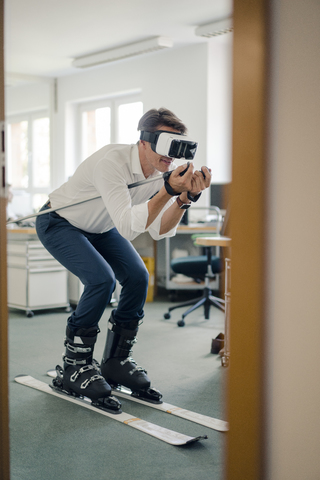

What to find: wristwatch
left=176, top=196, right=191, bottom=210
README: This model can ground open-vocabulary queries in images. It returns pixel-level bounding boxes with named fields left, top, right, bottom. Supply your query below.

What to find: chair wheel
left=164, top=313, right=171, bottom=320
left=177, top=319, right=185, bottom=327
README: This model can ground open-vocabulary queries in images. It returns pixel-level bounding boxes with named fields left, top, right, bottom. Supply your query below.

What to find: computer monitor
left=210, top=183, right=231, bottom=211
left=210, top=183, right=231, bottom=235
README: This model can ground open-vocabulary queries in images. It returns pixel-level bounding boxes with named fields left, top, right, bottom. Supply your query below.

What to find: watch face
left=181, top=204, right=191, bottom=209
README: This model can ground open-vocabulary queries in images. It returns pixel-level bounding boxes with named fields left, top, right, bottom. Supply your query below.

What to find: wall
left=207, top=34, right=233, bottom=183
left=5, top=81, right=51, bottom=114
left=266, top=0, right=320, bottom=478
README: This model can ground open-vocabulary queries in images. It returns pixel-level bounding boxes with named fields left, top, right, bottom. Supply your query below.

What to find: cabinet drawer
left=8, top=266, right=68, bottom=309
left=8, top=255, right=62, bottom=269
left=7, top=241, right=46, bottom=255
left=28, top=270, right=68, bottom=307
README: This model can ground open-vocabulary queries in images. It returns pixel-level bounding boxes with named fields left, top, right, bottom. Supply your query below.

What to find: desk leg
left=165, top=237, right=171, bottom=290
left=221, top=258, right=231, bottom=367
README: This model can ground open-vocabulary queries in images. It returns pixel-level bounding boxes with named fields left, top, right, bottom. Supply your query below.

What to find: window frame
left=78, top=93, right=142, bottom=163
left=6, top=109, right=51, bottom=200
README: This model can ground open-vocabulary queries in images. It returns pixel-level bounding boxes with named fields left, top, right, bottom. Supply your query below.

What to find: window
left=80, top=96, right=143, bottom=162
left=7, top=112, right=50, bottom=212
left=117, top=101, right=143, bottom=144
left=82, top=106, right=111, bottom=159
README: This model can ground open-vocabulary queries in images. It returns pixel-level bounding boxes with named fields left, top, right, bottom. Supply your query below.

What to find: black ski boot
left=52, top=326, right=121, bottom=413
left=100, top=313, right=162, bottom=404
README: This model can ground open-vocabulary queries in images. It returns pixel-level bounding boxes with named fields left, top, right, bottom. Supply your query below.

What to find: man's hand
left=189, top=166, right=212, bottom=197
left=167, top=163, right=194, bottom=194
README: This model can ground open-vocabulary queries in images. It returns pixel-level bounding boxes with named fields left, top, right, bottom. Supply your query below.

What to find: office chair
left=163, top=207, right=226, bottom=327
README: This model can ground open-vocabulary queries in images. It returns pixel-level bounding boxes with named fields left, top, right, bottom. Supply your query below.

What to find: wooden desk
left=6, top=227, right=36, bottom=235
left=177, top=225, right=219, bottom=234
left=195, top=236, right=231, bottom=248
left=6, top=227, right=37, bottom=241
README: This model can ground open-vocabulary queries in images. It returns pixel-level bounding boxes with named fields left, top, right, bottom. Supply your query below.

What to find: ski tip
left=220, top=423, right=229, bottom=432
left=14, top=375, right=33, bottom=384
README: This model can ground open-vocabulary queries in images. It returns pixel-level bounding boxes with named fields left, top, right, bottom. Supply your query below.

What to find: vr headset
left=140, top=130, right=198, bottom=160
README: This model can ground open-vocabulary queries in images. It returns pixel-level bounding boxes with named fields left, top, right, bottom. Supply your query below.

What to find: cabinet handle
left=28, top=267, right=66, bottom=273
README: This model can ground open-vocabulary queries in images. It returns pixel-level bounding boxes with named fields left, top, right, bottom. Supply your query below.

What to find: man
left=36, top=107, right=211, bottom=412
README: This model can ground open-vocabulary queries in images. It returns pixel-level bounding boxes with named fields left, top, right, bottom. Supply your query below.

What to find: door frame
left=225, top=0, right=268, bottom=478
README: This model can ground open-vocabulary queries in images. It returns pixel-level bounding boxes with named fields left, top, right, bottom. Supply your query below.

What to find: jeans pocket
left=36, top=209, right=52, bottom=238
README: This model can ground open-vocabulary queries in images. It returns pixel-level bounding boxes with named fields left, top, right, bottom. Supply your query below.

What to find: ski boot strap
left=69, top=365, right=104, bottom=390
left=109, top=321, right=139, bottom=337
left=66, top=325, right=100, bottom=345
left=63, top=325, right=100, bottom=366
left=65, top=343, right=92, bottom=354
left=119, top=357, right=147, bottom=375
left=63, top=339, right=95, bottom=366
left=63, top=355, right=88, bottom=366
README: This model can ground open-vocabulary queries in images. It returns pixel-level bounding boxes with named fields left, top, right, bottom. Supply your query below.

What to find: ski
left=112, top=386, right=229, bottom=432
left=15, top=375, right=208, bottom=446
left=47, top=369, right=229, bottom=432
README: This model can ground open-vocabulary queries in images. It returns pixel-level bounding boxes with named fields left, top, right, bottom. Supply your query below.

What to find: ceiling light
left=195, top=17, right=233, bottom=38
left=72, top=36, right=173, bottom=68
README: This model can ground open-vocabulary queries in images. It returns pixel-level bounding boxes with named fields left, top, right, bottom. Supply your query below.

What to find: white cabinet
left=7, top=238, right=70, bottom=317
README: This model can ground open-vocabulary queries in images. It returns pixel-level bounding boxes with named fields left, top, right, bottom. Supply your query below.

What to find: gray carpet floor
left=8, top=296, right=227, bottom=480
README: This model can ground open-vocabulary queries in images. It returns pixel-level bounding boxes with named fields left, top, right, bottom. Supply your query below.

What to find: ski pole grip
left=162, top=162, right=190, bottom=183
left=163, top=163, right=190, bottom=196
left=187, top=167, right=206, bottom=203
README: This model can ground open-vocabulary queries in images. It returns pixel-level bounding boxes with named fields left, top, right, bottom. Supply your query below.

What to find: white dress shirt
left=49, top=143, right=177, bottom=241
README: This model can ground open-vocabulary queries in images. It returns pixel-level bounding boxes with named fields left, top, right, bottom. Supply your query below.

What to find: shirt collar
left=131, top=143, right=171, bottom=179
left=131, top=144, right=144, bottom=176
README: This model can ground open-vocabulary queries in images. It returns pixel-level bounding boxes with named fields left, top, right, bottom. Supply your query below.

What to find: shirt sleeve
left=145, top=196, right=178, bottom=240
left=92, top=151, right=176, bottom=241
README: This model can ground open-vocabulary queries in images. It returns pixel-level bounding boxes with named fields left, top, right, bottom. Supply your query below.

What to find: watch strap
left=176, top=196, right=191, bottom=209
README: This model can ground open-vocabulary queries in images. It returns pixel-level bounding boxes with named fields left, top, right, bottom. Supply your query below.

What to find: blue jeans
left=36, top=204, right=149, bottom=332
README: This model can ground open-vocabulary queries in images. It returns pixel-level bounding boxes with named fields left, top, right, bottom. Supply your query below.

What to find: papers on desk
left=172, top=248, right=189, bottom=259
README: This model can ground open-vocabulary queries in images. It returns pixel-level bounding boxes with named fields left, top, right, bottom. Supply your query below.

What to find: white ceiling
left=5, top=0, right=233, bottom=79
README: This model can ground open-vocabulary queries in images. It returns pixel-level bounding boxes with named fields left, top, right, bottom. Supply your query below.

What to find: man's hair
left=137, top=108, right=187, bottom=134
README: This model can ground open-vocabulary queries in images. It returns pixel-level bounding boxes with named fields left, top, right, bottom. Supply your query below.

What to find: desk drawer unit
left=7, top=240, right=69, bottom=316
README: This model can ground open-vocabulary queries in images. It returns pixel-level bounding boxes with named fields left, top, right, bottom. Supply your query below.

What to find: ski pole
left=6, top=174, right=165, bottom=225
left=6, top=166, right=194, bottom=225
